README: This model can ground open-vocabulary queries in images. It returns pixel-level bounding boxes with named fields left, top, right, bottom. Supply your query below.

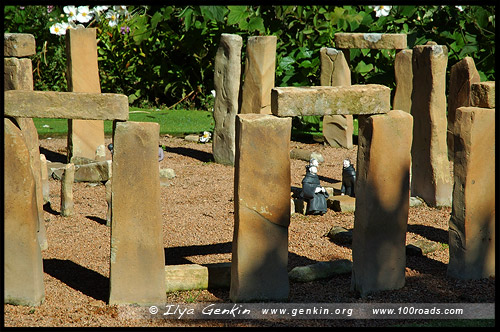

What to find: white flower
left=455, top=6, right=464, bottom=12
left=93, top=6, right=109, bottom=14
left=105, top=10, right=120, bottom=27
left=63, top=5, right=78, bottom=21
left=49, top=22, right=68, bottom=35
left=76, top=6, right=93, bottom=23
left=211, top=90, right=216, bottom=98
left=372, top=5, right=392, bottom=17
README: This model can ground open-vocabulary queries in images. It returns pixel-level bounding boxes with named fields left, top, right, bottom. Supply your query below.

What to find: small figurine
left=300, top=158, right=329, bottom=215
left=341, top=159, right=356, bottom=197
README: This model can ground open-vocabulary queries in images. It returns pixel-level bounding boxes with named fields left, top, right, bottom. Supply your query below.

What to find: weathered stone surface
left=447, top=57, right=480, bottom=161
left=327, top=195, right=356, bottom=213
left=4, top=90, right=129, bottom=120
left=212, top=34, right=242, bottom=166
left=290, top=148, right=324, bottom=163
left=351, top=110, right=413, bottom=297
left=74, top=160, right=111, bottom=182
left=14, top=118, right=48, bottom=250
left=165, top=264, right=209, bottom=293
left=470, top=81, right=495, bottom=109
left=334, top=33, right=407, bottom=49
left=288, top=260, right=352, bottom=282
left=324, top=226, right=353, bottom=246
left=105, top=179, right=112, bottom=227
left=40, top=154, right=50, bottom=204
left=4, top=33, right=36, bottom=57
left=448, top=107, right=495, bottom=280
left=410, top=44, right=452, bottom=207
left=65, top=28, right=105, bottom=162
left=393, top=49, right=413, bottom=113
left=231, top=114, right=291, bottom=302
left=109, top=121, right=165, bottom=305
left=4, top=57, right=34, bottom=90
left=240, top=36, right=277, bottom=114
left=271, top=85, right=391, bottom=117
left=60, top=163, right=75, bottom=217
left=4, top=118, right=45, bottom=306
left=320, top=47, right=353, bottom=149
left=206, top=262, right=232, bottom=289
left=159, top=168, right=176, bottom=179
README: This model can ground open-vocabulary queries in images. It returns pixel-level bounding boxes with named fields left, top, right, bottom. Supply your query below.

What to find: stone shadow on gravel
left=43, top=202, right=60, bottom=216
left=43, top=259, right=109, bottom=303
left=407, top=224, right=448, bottom=244
left=39, top=146, right=67, bottom=163
left=164, top=146, right=214, bottom=163
left=86, top=215, right=107, bottom=225
left=164, top=242, right=233, bottom=265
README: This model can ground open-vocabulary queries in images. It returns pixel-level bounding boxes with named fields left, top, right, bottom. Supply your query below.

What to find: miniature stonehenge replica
left=4, top=27, right=495, bottom=308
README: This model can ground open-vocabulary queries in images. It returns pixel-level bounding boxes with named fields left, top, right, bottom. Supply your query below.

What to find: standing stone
left=410, top=44, right=452, bottom=207
left=393, top=49, right=413, bottom=113
left=60, top=163, right=75, bottom=217
left=448, top=106, right=495, bottom=280
left=4, top=57, right=34, bottom=90
left=212, top=34, right=242, bottom=166
left=470, top=81, right=495, bottom=109
left=4, top=118, right=45, bottom=306
left=105, top=179, right=112, bottom=227
left=351, top=110, right=413, bottom=297
left=320, top=47, right=353, bottom=149
left=240, top=36, right=277, bottom=114
left=231, top=114, right=291, bottom=302
left=109, top=121, right=165, bottom=305
left=4, top=33, right=36, bottom=57
left=66, top=28, right=105, bottom=162
left=446, top=57, right=480, bottom=161
left=40, top=154, right=50, bottom=204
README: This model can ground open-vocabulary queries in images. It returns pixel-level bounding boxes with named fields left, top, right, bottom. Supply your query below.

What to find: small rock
left=324, top=226, right=353, bottom=245
left=184, top=134, right=200, bottom=142
left=159, top=168, right=176, bottom=179
left=410, top=196, right=424, bottom=207
left=327, top=195, right=356, bottom=212
left=288, top=259, right=352, bottom=282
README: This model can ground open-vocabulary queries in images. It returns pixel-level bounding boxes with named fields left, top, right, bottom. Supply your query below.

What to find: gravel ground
left=3, top=136, right=495, bottom=328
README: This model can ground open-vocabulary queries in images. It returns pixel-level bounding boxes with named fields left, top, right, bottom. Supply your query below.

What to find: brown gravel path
left=3, top=136, right=494, bottom=328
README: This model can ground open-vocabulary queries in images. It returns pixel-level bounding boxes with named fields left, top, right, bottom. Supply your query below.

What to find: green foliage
left=4, top=5, right=495, bottom=111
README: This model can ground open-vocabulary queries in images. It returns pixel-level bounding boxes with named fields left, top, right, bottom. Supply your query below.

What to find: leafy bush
left=4, top=5, right=495, bottom=111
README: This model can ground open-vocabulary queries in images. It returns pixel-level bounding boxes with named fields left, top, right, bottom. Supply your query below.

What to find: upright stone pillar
left=4, top=118, right=45, bottom=306
left=4, top=33, right=48, bottom=250
left=240, top=36, right=277, bottom=114
left=40, top=154, right=50, bottom=204
left=320, top=47, right=353, bottom=149
left=410, top=43, right=452, bottom=207
left=351, top=110, right=413, bottom=297
left=231, top=114, right=291, bottom=302
left=393, top=49, right=413, bottom=113
left=446, top=57, right=480, bottom=161
left=447, top=106, right=495, bottom=280
left=66, top=27, right=105, bottom=162
left=109, top=121, right=165, bottom=305
left=60, top=163, right=75, bottom=217
left=212, top=33, right=242, bottom=166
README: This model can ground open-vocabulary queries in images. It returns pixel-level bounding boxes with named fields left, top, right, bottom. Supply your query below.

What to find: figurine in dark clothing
left=300, top=159, right=329, bottom=215
left=341, top=159, right=356, bottom=197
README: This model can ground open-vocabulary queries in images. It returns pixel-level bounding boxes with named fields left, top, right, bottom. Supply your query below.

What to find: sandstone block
left=4, top=33, right=36, bottom=57
left=74, top=160, right=111, bottom=182
left=165, top=264, right=209, bottom=293
left=66, top=28, right=105, bottom=161
left=327, top=195, right=356, bottom=212
left=334, top=33, right=407, bottom=49
left=271, top=85, right=391, bottom=117
left=288, top=260, right=352, bottom=282
left=212, top=34, right=242, bottom=166
left=4, top=57, right=34, bottom=90
left=410, top=44, right=452, bottom=207
left=240, top=36, right=277, bottom=114
left=14, top=118, right=48, bottom=250
left=40, top=154, right=50, bottom=204
left=351, top=110, right=413, bottom=297
left=60, top=163, right=75, bottom=217
left=231, top=114, right=291, bottom=302
left=4, top=90, right=129, bottom=120
left=393, top=49, right=413, bottom=113
left=470, top=81, right=495, bottom=109
left=320, top=47, right=353, bottom=149
left=447, top=57, right=480, bottom=160
left=4, top=118, right=45, bottom=306
left=290, top=148, right=324, bottom=163
left=109, top=121, right=165, bottom=305
left=206, top=262, right=232, bottom=289
left=448, top=107, right=495, bottom=280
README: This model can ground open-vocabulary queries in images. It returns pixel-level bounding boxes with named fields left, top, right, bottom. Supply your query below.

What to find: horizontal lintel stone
left=271, top=85, right=391, bottom=117
left=4, top=90, right=129, bottom=120
left=334, top=33, right=407, bottom=49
